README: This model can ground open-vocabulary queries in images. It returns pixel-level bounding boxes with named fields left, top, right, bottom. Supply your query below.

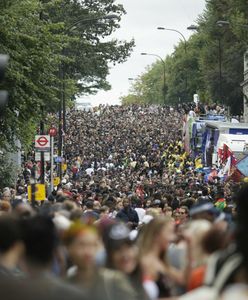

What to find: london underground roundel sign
left=35, top=135, right=51, bottom=152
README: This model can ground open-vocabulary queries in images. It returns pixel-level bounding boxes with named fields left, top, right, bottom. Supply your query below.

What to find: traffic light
left=0, top=54, right=9, bottom=108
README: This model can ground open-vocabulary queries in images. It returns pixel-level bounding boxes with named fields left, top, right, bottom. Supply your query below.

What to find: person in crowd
left=178, top=206, right=189, bottom=225
left=20, top=215, right=86, bottom=300
left=103, top=222, right=149, bottom=299
left=164, top=206, right=173, bottom=218
left=184, top=220, right=212, bottom=291
left=116, top=198, right=139, bottom=229
left=0, top=103, right=241, bottom=300
left=64, top=221, right=137, bottom=300
left=138, top=216, right=192, bottom=298
left=0, top=215, right=24, bottom=277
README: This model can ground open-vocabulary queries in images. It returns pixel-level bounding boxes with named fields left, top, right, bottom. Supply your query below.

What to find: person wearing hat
left=190, top=202, right=225, bottom=223
left=103, top=222, right=150, bottom=300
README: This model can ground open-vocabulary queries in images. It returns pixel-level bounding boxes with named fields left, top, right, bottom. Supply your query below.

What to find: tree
left=122, top=0, right=247, bottom=114
left=0, top=0, right=134, bottom=150
left=197, top=0, right=247, bottom=114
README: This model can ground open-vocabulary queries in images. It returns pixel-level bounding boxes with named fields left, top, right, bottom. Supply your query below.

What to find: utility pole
left=40, top=107, right=45, bottom=184
left=218, top=38, right=223, bottom=104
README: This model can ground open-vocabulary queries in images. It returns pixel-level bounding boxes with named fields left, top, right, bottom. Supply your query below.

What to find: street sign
left=28, top=184, right=46, bottom=201
left=35, top=151, right=50, bottom=162
left=35, top=135, right=50, bottom=152
left=49, top=127, right=57, bottom=137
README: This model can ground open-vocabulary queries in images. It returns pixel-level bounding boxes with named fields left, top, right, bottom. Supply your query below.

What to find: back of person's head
left=0, top=200, right=11, bottom=212
left=236, top=184, right=248, bottom=274
left=0, top=215, right=22, bottom=254
left=202, top=187, right=209, bottom=196
left=21, top=215, right=58, bottom=267
left=85, top=200, right=94, bottom=210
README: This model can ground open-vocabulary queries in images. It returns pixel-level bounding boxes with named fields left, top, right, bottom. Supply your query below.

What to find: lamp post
left=187, top=24, right=223, bottom=104
left=62, top=14, right=119, bottom=134
left=157, top=27, right=188, bottom=100
left=157, top=27, right=187, bottom=53
left=58, top=14, right=118, bottom=180
left=187, top=25, right=199, bottom=31
left=216, top=20, right=248, bottom=121
left=216, top=20, right=248, bottom=29
left=141, top=52, right=166, bottom=104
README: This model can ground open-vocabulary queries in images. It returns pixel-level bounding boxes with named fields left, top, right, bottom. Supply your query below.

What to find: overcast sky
left=78, top=0, right=206, bottom=106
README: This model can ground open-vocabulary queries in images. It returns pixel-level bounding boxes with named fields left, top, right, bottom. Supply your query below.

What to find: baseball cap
left=103, top=223, right=133, bottom=251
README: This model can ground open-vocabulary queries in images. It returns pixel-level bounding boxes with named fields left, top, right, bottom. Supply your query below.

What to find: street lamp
left=187, top=23, right=223, bottom=104
left=157, top=27, right=188, bottom=100
left=157, top=27, right=187, bottom=53
left=141, top=52, right=166, bottom=104
left=62, top=14, right=119, bottom=134
left=187, top=25, right=199, bottom=31
left=216, top=20, right=248, bottom=121
left=58, top=14, right=119, bottom=180
left=216, top=20, right=231, bottom=27
left=216, top=20, right=248, bottom=29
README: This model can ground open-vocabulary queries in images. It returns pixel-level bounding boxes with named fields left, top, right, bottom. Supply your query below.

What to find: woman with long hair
left=138, top=217, right=192, bottom=299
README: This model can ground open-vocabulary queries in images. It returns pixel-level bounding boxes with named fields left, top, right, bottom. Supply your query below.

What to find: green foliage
left=121, top=94, right=143, bottom=105
left=0, top=152, right=16, bottom=189
left=0, top=0, right=134, bottom=150
left=123, top=0, right=247, bottom=114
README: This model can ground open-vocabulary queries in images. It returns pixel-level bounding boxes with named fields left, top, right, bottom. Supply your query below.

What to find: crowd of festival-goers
left=0, top=104, right=248, bottom=300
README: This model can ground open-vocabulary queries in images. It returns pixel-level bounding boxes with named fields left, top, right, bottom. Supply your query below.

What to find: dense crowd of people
left=0, top=104, right=248, bottom=300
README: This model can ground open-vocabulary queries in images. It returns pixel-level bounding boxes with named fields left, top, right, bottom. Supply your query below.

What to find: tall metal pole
left=50, top=135, right=54, bottom=192
left=141, top=53, right=166, bottom=104
left=157, top=27, right=188, bottom=100
left=58, top=65, right=63, bottom=181
left=159, top=28, right=187, bottom=54
left=39, top=1, right=45, bottom=185
left=40, top=110, right=45, bottom=184
left=61, top=14, right=118, bottom=135
left=62, top=78, right=66, bottom=134
left=218, top=38, right=223, bottom=104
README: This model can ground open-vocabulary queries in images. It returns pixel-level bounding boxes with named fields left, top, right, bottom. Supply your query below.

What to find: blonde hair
left=146, top=208, right=161, bottom=217
left=138, top=216, right=172, bottom=257
left=63, top=221, right=98, bottom=246
left=184, top=220, right=211, bottom=266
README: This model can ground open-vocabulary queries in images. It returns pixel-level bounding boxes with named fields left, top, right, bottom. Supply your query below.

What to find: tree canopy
left=122, top=0, right=248, bottom=115
left=0, top=0, right=134, bottom=149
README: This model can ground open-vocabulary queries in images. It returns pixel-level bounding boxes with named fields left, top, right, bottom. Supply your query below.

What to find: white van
left=203, top=122, right=248, bottom=166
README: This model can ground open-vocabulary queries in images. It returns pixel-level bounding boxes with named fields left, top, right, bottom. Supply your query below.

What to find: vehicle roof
left=205, top=121, right=248, bottom=129
left=218, top=134, right=248, bottom=152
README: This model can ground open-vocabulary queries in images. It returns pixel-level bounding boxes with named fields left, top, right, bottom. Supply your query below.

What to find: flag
left=219, top=144, right=238, bottom=181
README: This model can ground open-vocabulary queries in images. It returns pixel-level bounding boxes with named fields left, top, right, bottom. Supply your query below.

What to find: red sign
left=35, top=135, right=50, bottom=152
left=37, top=136, right=49, bottom=147
left=49, top=127, right=57, bottom=137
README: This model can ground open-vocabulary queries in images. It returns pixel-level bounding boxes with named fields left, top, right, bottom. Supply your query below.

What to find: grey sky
left=78, top=0, right=206, bottom=106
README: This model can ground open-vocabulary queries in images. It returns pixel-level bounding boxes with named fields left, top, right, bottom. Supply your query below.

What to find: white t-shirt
left=221, top=284, right=248, bottom=300
left=85, top=167, right=94, bottom=176
left=135, top=208, right=145, bottom=223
